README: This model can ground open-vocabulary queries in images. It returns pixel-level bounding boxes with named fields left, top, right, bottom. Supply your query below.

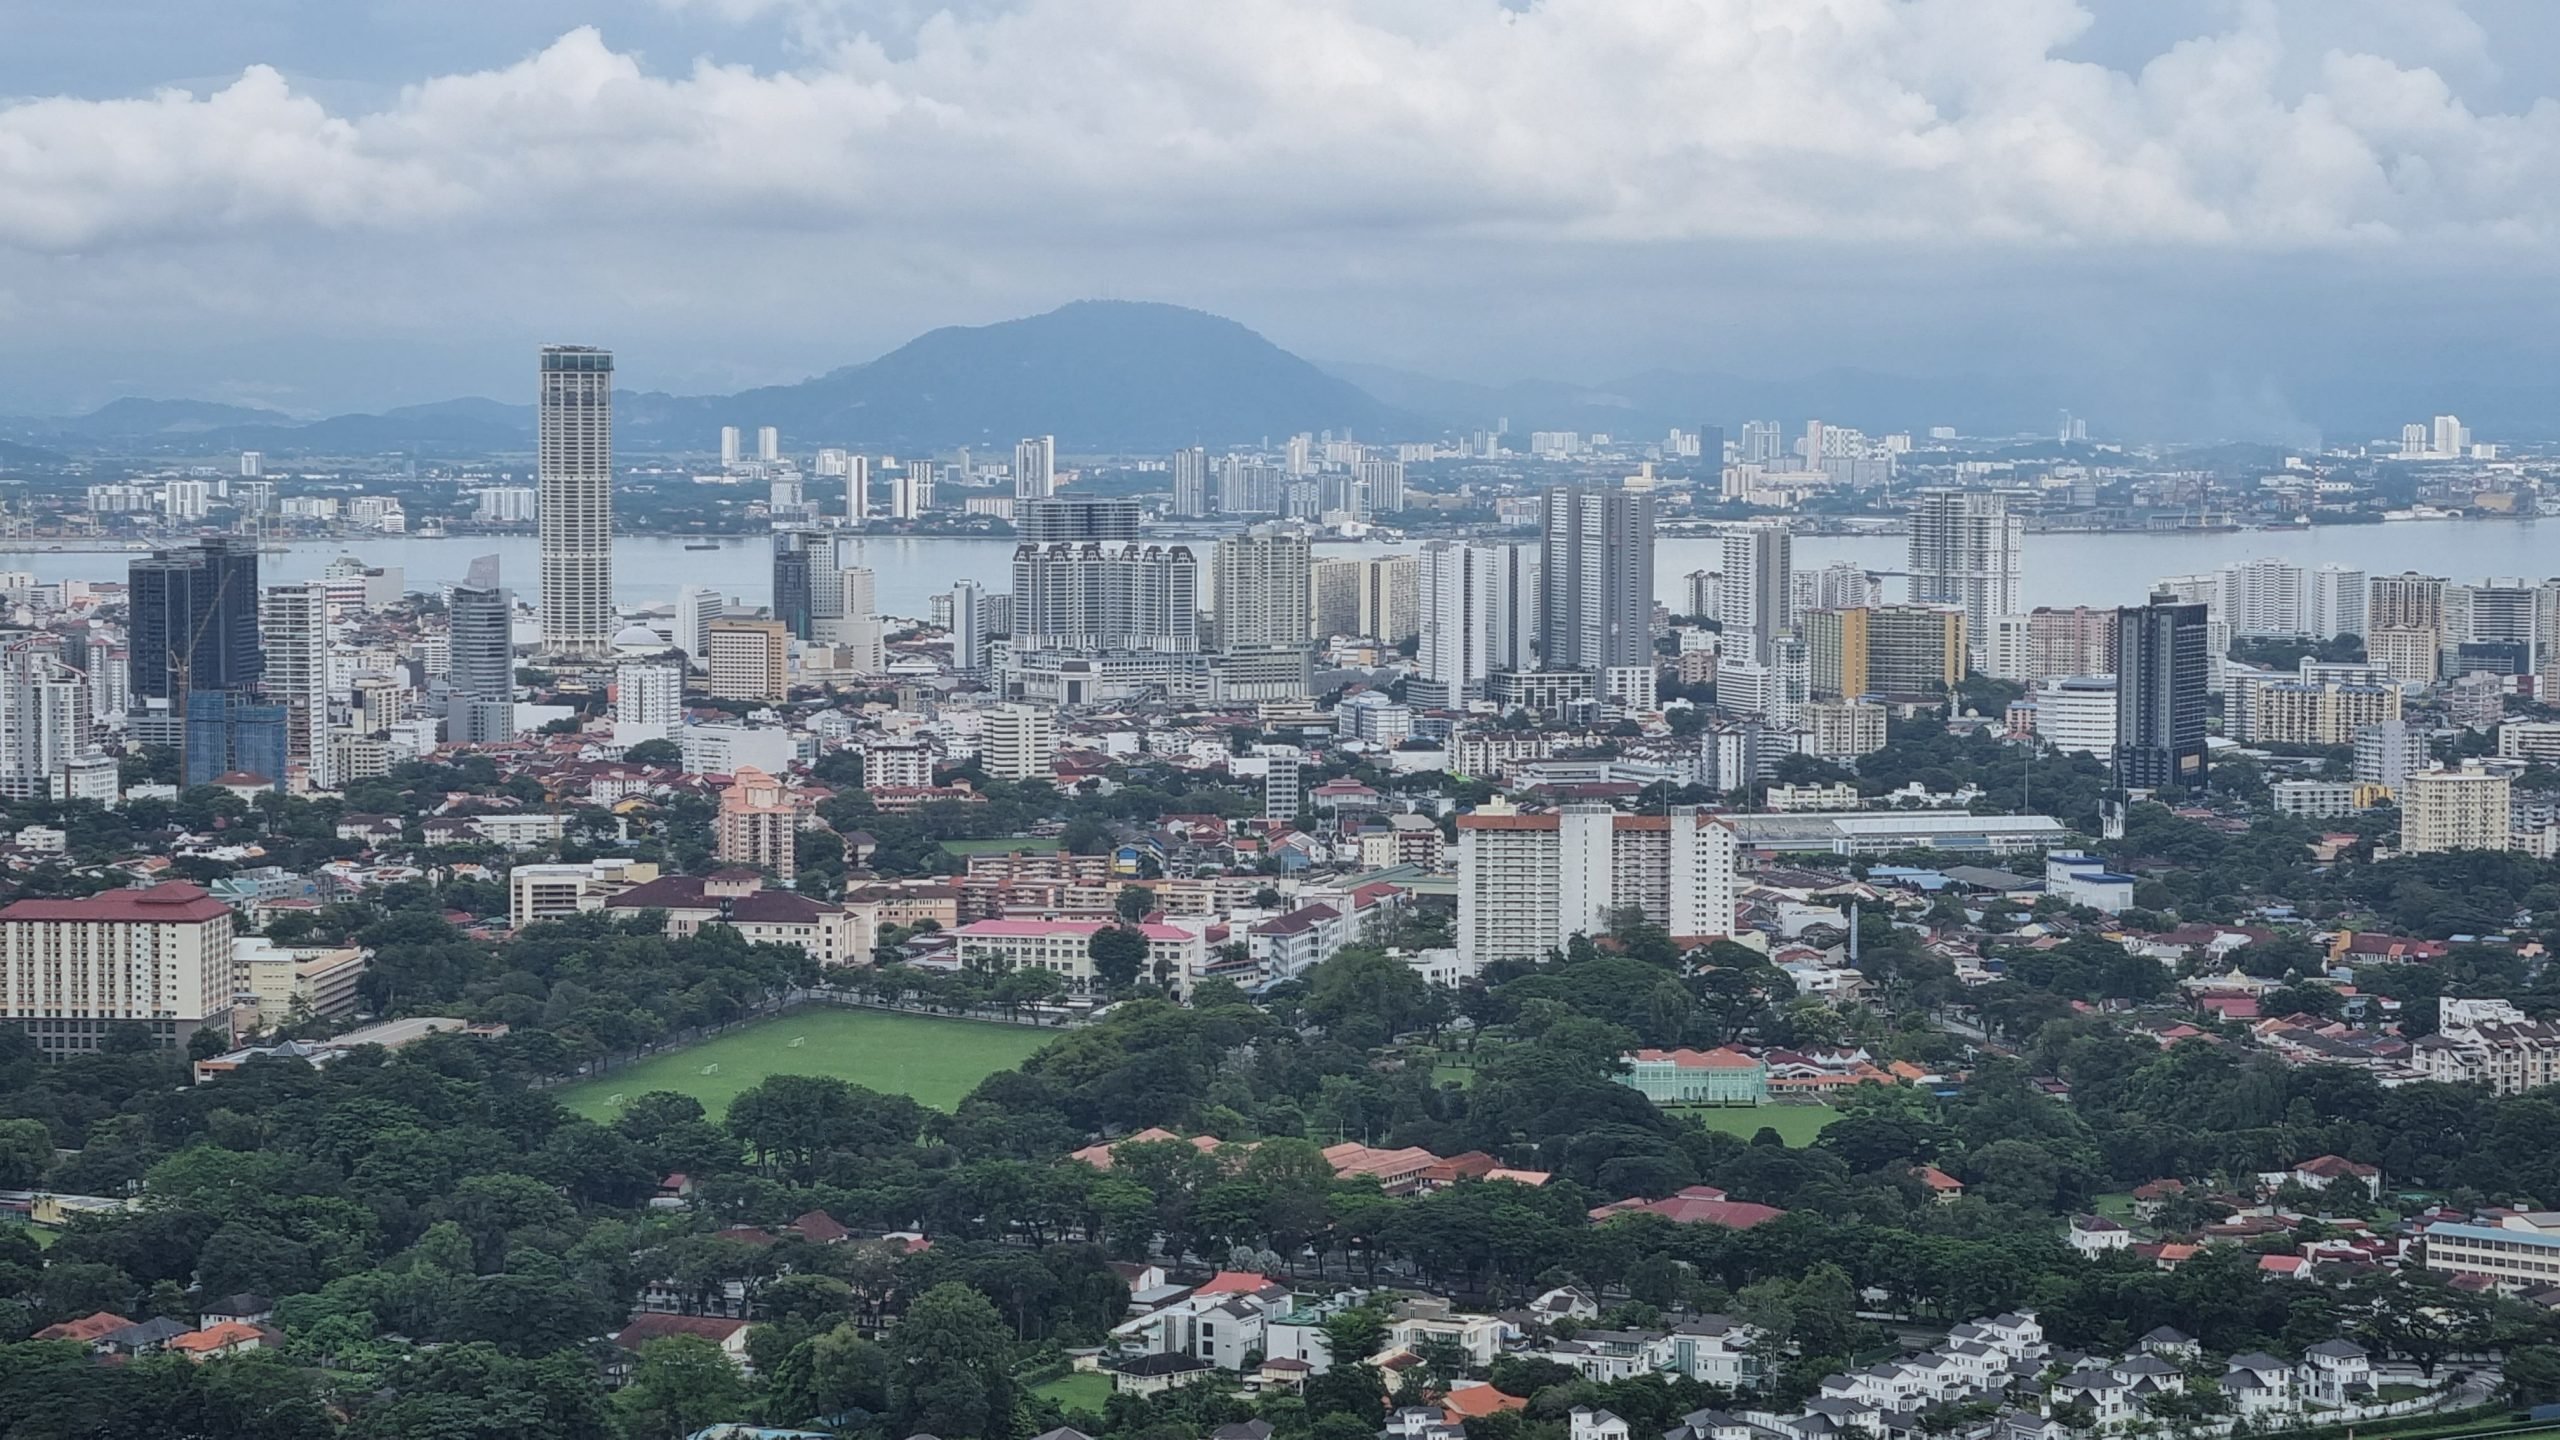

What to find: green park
left=553, top=1007, right=1054, bottom=1119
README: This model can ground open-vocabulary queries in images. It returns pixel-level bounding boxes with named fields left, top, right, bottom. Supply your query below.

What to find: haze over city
left=11, top=0, right=2560, bottom=439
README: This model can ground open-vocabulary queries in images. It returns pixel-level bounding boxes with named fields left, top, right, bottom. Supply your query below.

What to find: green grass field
left=1672, top=1103, right=1840, bottom=1146
left=1029, top=1371, right=1114, bottom=1413
left=554, top=1009, right=1053, bottom=1120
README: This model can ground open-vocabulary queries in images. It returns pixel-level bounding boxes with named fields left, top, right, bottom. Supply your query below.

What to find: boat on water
left=683, top=541, right=721, bottom=550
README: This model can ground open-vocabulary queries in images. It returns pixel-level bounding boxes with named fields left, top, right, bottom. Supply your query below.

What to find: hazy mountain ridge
left=0, top=303, right=1422, bottom=459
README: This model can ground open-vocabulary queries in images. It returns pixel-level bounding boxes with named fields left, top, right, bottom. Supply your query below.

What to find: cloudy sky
left=5, top=0, right=2560, bottom=438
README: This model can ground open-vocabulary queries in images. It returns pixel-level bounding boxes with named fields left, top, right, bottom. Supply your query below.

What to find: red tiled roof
left=0, top=882, right=229, bottom=924
left=614, top=1313, right=746, bottom=1349
left=35, top=1311, right=133, bottom=1343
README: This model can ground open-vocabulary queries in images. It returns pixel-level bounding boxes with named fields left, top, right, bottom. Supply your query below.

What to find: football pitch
left=554, top=1008, right=1054, bottom=1120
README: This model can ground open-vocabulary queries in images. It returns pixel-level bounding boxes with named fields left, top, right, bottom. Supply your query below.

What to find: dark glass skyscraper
left=128, top=537, right=262, bottom=704
left=772, top=532, right=815, bottom=641
left=1538, top=485, right=1654, bottom=674
left=2114, top=592, right=2209, bottom=790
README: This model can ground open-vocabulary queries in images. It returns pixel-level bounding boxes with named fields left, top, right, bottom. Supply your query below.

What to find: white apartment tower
left=1014, top=435, right=1056, bottom=500
left=537, top=345, right=615, bottom=658
left=1417, top=541, right=1536, bottom=705
left=259, top=582, right=334, bottom=791
left=2220, top=559, right=2307, bottom=636
left=0, top=641, right=92, bottom=801
left=1456, top=804, right=1738, bottom=969
left=614, top=660, right=684, bottom=746
left=2310, top=565, right=2368, bottom=638
left=846, top=455, right=871, bottom=524
left=757, top=425, right=781, bottom=463
left=1172, top=447, right=1209, bottom=518
left=1717, top=523, right=1793, bottom=665
left=1907, top=489, right=2022, bottom=657
left=674, top=586, right=725, bottom=666
left=982, top=702, right=1058, bottom=781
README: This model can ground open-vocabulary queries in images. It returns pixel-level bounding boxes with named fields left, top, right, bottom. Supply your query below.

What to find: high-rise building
left=948, top=581, right=990, bottom=674
left=2402, top=763, right=2511, bottom=854
left=1307, top=556, right=1418, bottom=643
left=1683, top=569, right=1721, bottom=623
left=2309, top=565, right=2368, bottom=638
left=1716, top=523, right=1791, bottom=665
left=704, top=618, right=789, bottom=702
left=0, top=882, right=236, bottom=1054
left=128, top=537, right=263, bottom=709
left=982, top=702, right=1057, bottom=781
left=614, top=659, right=683, bottom=746
left=447, top=555, right=516, bottom=746
left=674, top=586, right=725, bottom=666
left=0, top=640, right=92, bottom=801
left=1215, top=526, right=1312, bottom=651
left=1417, top=541, right=1536, bottom=706
left=1802, top=700, right=1888, bottom=762
left=1803, top=605, right=1966, bottom=702
left=2354, top=718, right=2421, bottom=791
left=2368, top=626, right=2441, bottom=685
left=890, top=465, right=931, bottom=520
left=1172, top=448, right=1209, bottom=518
left=1456, top=804, right=1737, bottom=968
left=2369, top=572, right=2447, bottom=635
left=720, top=426, right=742, bottom=467
left=259, top=582, right=335, bottom=789
left=2219, top=558, right=2306, bottom=636
left=846, top=455, right=871, bottom=524
left=1014, top=435, right=1056, bottom=500
left=1540, top=486, right=1655, bottom=674
left=715, top=766, right=797, bottom=877
left=1012, top=543, right=1199, bottom=653
left=1797, top=561, right=1879, bottom=613
left=757, top=425, right=780, bottom=464
left=2449, top=579, right=2542, bottom=674
left=1355, top=459, right=1406, bottom=515
left=772, top=532, right=816, bottom=641
left=537, top=345, right=615, bottom=659
left=1908, top=489, right=2022, bottom=656
left=2114, top=593, right=2209, bottom=790
left=1017, top=497, right=1140, bottom=543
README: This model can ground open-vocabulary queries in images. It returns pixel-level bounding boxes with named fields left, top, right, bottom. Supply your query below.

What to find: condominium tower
left=538, top=345, right=615, bottom=658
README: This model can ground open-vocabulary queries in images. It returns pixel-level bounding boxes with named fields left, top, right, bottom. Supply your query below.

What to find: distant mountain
left=619, top=301, right=1419, bottom=450
left=3, top=303, right=1420, bottom=457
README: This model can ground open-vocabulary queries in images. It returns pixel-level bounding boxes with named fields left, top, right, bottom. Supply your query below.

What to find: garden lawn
left=1673, top=1103, right=1840, bottom=1146
left=1029, top=1371, right=1114, bottom=1413
left=554, top=1008, right=1052, bottom=1120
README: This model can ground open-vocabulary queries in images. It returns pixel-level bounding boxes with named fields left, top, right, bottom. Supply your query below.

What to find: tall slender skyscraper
left=1014, top=435, right=1056, bottom=500
left=538, top=345, right=614, bottom=658
left=1172, top=447, right=1208, bottom=519
left=259, top=582, right=334, bottom=790
left=846, top=455, right=871, bottom=524
left=1907, top=489, right=2022, bottom=658
left=2115, top=592, right=2209, bottom=790
left=1717, top=523, right=1792, bottom=665
left=1539, top=486, right=1655, bottom=674
left=449, top=555, right=517, bottom=746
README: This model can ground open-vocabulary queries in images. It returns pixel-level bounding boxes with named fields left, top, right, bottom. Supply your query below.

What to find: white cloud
left=7, top=0, right=2560, bottom=260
